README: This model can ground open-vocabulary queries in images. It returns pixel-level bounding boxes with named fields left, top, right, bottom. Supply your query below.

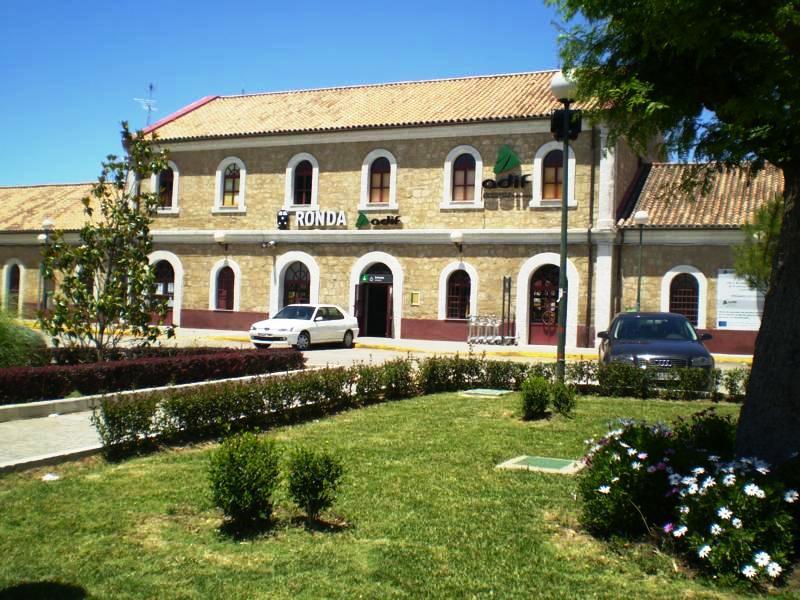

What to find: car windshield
left=273, top=306, right=315, bottom=320
left=611, top=315, right=698, bottom=341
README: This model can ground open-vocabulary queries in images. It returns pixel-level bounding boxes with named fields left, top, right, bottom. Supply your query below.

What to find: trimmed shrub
left=287, top=447, right=344, bottom=519
left=209, top=432, right=281, bottom=523
left=0, top=348, right=305, bottom=404
left=91, top=394, right=159, bottom=454
left=0, top=311, right=48, bottom=368
left=382, top=357, right=417, bottom=399
left=46, top=345, right=235, bottom=365
left=597, top=362, right=652, bottom=398
left=354, top=363, right=383, bottom=405
left=551, top=381, right=577, bottom=416
left=484, top=360, right=530, bottom=390
left=521, top=375, right=550, bottom=420
left=722, top=368, right=749, bottom=401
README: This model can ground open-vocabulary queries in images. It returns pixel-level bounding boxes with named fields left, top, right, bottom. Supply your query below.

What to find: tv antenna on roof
left=134, top=83, right=158, bottom=126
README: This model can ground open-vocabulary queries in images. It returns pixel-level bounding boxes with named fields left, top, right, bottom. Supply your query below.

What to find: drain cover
left=459, top=388, right=512, bottom=398
left=496, top=455, right=583, bottom=474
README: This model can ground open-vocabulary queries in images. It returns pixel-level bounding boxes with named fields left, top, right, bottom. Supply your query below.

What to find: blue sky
left=0, top=0, right=568, bottom=186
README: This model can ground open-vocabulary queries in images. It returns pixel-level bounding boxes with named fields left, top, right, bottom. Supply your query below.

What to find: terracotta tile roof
left=619, top=163, right=784, bottom=229
left=145, top=71, right=588, bottom=142
left=0, top=183, right=94, bottom=232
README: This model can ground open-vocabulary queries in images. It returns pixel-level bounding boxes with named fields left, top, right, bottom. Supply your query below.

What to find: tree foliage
left=548, top=0, right=800, bottom=464
left=38, top=123, right=174, bottom=359
left=733, top=194, right=783, bottom=294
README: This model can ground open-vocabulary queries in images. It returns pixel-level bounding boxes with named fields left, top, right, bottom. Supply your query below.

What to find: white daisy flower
left=672, top=525, right=688, bottom=538
left=678, top=505, right=690, bottom=514
left=702, top=477, right=716, bottom=489
left=767, top=562, right=782, bottom=578
left=598, top=485, right=611, bottom=494
left=687, top=483, right=699, bottom=496
left=741, top=565, right=757, bottom=580
left=708, top=455, right=720, bottom=462
left=744, top=483, right=765, bottom=498
left=784, top=490, right=798, bottom=503
left=717, top=507, right=732, bottom=520
left=722, top=473, right=736, bottom=486
left=611, top=453, right=621, bottom=462
left=637, top=452, right=648, bottom=460
left=627, top=448, right=637, bottom=456
left=618, top=441, right=630, bottom=448
left=669, top=474, right=682, bottom=485
left=754, top=551, right=771, bottom=567
left=611, top=477, right=620, bottom=483
left=681, top=476, right=697, bottom=486
left=692, top=466, right=705, bottom=475
left=698, top=545, right=711, bottom=559
left=710, top=523, right=722, bottom=536
left=631, top=461, right=642, bottom=471
left=732, top=518, right=743, bottom=529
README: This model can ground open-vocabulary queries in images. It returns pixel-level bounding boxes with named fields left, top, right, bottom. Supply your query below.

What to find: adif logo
left=493, top=144, right=522, bottom=175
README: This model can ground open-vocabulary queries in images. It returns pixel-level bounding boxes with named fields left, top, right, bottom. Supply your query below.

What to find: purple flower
left=663, top=522, right=674, bottom=534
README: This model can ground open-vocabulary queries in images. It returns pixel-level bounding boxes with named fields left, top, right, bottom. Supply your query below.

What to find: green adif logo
left=356, top=212, right=370, bottom=228
left=493, top=144, right=521, bottom=175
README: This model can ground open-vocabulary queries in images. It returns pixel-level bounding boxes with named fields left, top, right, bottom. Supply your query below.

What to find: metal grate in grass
left=496, top=455, right=583, bottom=475
left=459, top=388, right=512, bottom=398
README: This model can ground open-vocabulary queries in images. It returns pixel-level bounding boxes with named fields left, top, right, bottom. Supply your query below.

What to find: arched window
left=158, top=167, right=174, bottom=208
left=6, top=264, right=20, bottom=311
left=669, top=273, right=699, bottom=326
left=446, top=269, right=471, bottom=319
left=154, top=261, right=175, bottom=308
left=369, top=157, right=391, bottom=204
left=283, top=262, right=310, bottom=306
left=452, top=154, right=476, bottom=202
left=216, top=266, right=235, bottom=310
left=542, top=150, right=563, bottom=200
left=294, top=160, right=313, bottom=205
left=222, top=164, right=240, bottom=207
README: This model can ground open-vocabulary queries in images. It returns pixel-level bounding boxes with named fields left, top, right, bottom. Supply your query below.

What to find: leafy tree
left=38, top=122, right=174, bottom=360
left=549, top=0, right=800, bottom=463
left=733, top=194, right=783, bottom=294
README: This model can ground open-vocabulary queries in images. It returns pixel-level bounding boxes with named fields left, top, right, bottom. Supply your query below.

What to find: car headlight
left=691, top=356, right=713, bottom=367
left=610, top=354, right=636, bottom=364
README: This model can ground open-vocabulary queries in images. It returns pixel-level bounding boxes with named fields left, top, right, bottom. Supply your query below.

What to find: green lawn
left=0, top=394, right=785, bottom=599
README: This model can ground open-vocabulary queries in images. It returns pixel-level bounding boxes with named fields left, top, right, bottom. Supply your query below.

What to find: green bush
left=91, top=394, right=159, bottom=455
left=551, top=381, right=577, bottom=416
left=484, top=360, right=530, bottom=390
left=597, top=362, right=652, bottom=398
left=208, top=432, right=281, bottom=523
left=0, top=310, right=48, bottom=368
left=287, top=447, right=344, bottom=519
left=722, top=368, right=749, bottom=401
left=520, top=375, right=550, bottom=420
left=382, top=357, right=417, bottom=399
left=354, top=363, right=383, bottom=405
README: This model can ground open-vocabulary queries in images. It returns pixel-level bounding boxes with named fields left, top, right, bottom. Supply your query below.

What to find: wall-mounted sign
left=360, top=273, right=393, bottom=284
left=356, top=212, right=402, bottom=229
left=277, top=209, right=289, bottom=230
left=482, top=144, right=530, bottom=199
left=716, top=269, right=764, bottom=330
left=296, top=210, right=347, bottom=227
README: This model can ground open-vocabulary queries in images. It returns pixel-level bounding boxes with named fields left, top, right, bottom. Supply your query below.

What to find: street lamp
left=38, top=217, right=54, bottom=311
left=634, top=209, right=649, bottom=312
left=550, top=71, right=580, bottom=382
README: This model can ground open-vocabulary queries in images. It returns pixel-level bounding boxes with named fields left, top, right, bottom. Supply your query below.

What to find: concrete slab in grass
left=496, top=455, right=584, bottom=475
left=459, top=388, right=512, bottom=398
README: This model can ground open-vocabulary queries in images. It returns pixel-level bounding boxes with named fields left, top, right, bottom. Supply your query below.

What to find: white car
left=249, top=304, right=359, bottom=351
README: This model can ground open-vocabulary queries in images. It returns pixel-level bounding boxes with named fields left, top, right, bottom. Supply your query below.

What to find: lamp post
left=550, top=71, right=580, bottom=382
left=634, top=209, right=649, bottom=312
left=37, top=217, right=54, bottom=311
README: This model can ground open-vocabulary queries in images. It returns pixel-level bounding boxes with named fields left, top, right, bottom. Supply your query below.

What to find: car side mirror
left=597, top=331, right=609, bottom=340
left=314, top=315, right=324, bottom=322
left=700, top=333, right=712, bottom=341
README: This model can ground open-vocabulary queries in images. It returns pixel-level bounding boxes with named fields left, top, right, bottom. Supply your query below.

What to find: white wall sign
left=296, top=210, right=347, bottom=227
left=716, top=269, right=764, bottom=330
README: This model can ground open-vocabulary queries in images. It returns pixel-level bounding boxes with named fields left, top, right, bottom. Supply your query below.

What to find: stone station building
left=0, top=71, right=781, bottom=353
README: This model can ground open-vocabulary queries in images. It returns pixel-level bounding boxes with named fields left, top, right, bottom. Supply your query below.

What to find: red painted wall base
left=181, top=309, right=266, bottom=331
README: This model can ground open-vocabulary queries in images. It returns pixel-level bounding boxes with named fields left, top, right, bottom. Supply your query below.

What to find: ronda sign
left=296, top=210, right=347, bottom=227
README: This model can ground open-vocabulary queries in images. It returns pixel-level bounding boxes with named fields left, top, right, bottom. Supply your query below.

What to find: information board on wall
left=716, top=269, right=764, bottom=330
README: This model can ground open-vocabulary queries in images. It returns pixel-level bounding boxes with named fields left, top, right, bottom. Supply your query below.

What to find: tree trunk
left=736, top=162, right=800, bottom=464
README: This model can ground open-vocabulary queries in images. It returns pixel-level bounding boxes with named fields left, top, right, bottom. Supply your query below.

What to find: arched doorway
left=529, top=264, right=563, bottom=345
left=356, top=262, right=393, bottom=337
left=282, top=261, right=310, bottom=307
left=669, top=273, right=699, bottom=326
left=153, top=260, right=175, bottom=325
left=5, top=263, right=20, bottom=315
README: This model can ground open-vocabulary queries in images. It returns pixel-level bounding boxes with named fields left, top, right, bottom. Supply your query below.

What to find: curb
left=0, top=445, right=103, bottom=474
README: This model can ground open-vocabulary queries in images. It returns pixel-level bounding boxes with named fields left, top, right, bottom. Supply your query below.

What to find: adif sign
left=296, top=210, right=347, bottom=227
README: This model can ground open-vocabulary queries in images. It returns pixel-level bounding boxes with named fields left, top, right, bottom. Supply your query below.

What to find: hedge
left=46, top=346, right=234, bottom=365
left=0, top=348, right=305, bottom=405
left=93, top=355, right=749, bottom=455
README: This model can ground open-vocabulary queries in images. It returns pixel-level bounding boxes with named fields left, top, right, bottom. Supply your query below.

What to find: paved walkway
left=1, top=330, right=751, bottom=472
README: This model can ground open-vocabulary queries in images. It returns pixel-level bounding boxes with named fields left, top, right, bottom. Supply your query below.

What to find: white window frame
left=213, top=156, right=247, bottom=214
left=437, top=261, right=479, bottom=320
left=529, top=141, right=577, bottom=208
left=441, top=145, right=484, bottom=210
left=209, top=258, right=242, bottom=311
left=150, top=160, right=180, bottom=214
left=660, top=265, right=707, bottom=329
left=149, top=251, right=184, bottom=325
left=2, top=259, right=25, bottom=316
left=359, top=149, right=398, bottom=211
left=284, top=152, right=320, bottom=212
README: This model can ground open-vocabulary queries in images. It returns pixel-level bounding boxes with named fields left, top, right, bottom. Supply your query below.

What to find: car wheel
left=294, top=331, right=311, bottom=351
left=342, top=330, right=354, bottom=349
left=253, top=343, right=271, bottom=350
